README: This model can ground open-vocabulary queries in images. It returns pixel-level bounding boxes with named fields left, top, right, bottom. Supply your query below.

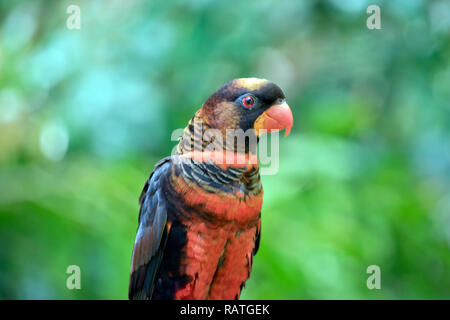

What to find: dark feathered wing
left=129, top=158, right=172, bottom=300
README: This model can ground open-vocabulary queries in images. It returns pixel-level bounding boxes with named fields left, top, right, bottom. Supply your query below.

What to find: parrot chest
left=168, top=158, right=263, bottom=299
left=176, top=216, right=260, bottom=300
left=171, top=162, right=263, bottom=224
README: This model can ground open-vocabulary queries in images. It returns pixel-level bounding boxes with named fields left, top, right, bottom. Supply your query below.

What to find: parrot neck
left=176, top=114, right=260, bottom=156
left=174, top=115, right=261, bottom=196
left=174, top=155, right=262, bottom=197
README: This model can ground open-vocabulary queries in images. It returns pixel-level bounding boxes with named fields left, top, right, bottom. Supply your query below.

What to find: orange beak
left=253, top=101, right=293, bottom=137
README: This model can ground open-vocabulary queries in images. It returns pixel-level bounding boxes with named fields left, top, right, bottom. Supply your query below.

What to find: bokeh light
left=0, top=0, right=449, bottom=299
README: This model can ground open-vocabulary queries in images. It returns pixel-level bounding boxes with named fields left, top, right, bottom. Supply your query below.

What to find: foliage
left=0, top=0, right=449, bottom=299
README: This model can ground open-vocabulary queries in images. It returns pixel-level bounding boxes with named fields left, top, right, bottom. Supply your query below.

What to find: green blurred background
left=0, top=0, right=449, bottom=299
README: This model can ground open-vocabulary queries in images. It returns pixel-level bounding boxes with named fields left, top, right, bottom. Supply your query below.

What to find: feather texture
left=129, top=78, right=290, bottom=300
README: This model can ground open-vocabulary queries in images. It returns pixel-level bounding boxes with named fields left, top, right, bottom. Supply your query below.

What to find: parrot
left=128, top=78, right=293, bottom=300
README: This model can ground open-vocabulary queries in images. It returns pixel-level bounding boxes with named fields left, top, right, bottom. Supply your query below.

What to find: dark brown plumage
left=129, top=78, right=293, bottom=299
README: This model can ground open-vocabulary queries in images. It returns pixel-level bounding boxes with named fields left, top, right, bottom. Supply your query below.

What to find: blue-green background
left=0, top=0, right=449, bottom=299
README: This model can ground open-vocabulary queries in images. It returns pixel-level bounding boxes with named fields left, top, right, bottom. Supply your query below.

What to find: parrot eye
left=242, top=95, right=255, bottom=108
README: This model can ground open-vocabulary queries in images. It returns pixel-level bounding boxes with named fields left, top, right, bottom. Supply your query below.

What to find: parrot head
left=200, top=78, right=293, bottom=138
